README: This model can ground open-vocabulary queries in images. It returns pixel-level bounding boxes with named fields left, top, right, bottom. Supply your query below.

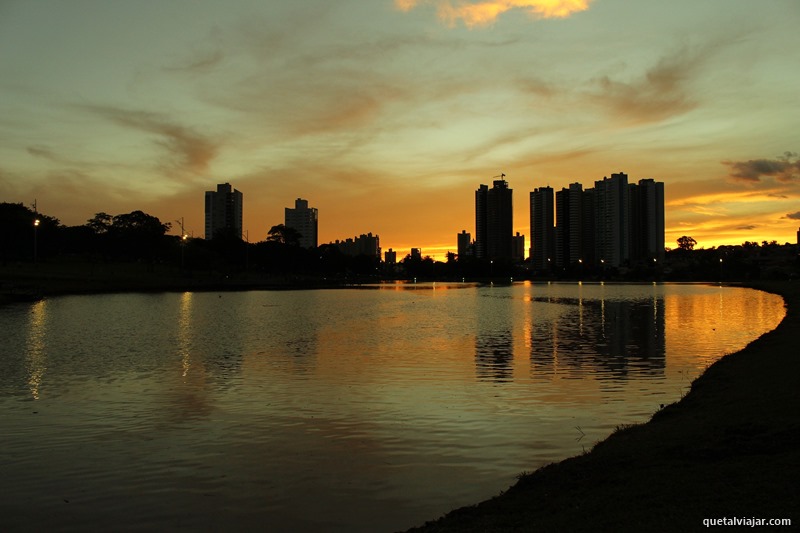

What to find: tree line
left=2, top=202, right=797, bottom=282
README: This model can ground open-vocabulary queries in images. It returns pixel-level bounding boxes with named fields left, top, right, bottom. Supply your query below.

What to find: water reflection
left=0, top=285, right=784, bottom=533
left=25, top=300, right=47, bottom=400
left=529, top=293, right=666, bottom=381
left=178, top=291, right=192, bottom=378
left=475, top=291, right=515, bottom=382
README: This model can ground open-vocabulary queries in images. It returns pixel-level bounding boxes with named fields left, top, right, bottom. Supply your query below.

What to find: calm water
left=0, top=282, right=785, bottom=532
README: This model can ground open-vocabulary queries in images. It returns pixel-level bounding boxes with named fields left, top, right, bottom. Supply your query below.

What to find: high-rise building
left=555, top=183, right=583, bottom=268
left=285, top=198, right=318, bottom=249
left=593, top=172, right=629, bottom=268
left=204, top=183, right=243, bottom=240
left=530, top=186, right=554, bottom=271
left=457, top=230, right=472, bottom=259
left=581, top=188, right=596, bottom=266
left=487, top=179, right=513, bottom=260
left=475, top=178, right=513, bottom=261
left=512, top=232, right=526, bottom=263
left=475, top=184, right=488, bottom=259
left=384, top=248, right=397, bottom=264
left=629, top=179, right=665, bottom=263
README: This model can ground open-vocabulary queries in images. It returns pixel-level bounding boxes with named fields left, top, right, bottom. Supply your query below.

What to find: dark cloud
left=724, top=152, right=800, bottom=184
left=736, top=225, right=757, bottom=230
left=81, top=105, right=219, bottom=176
left=587, top=46, right=704, bottom=124
left=786, top=212, right=800, bottom=220
left=27, top=145, right=60, bottom=161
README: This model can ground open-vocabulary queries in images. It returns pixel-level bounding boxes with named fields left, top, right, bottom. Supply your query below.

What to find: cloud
left=724, top=152, right=800, bottom=184
left=166, top=49, right=225, bottom=73
left=786, top=212, right=800, bottom=220
left=587, top=47, right=707, bottom=125
left=395, top=0, right=593, bottom=27
left=27, top=145, right=60, bottom=162
left=81, top=105, right=219, bottom=177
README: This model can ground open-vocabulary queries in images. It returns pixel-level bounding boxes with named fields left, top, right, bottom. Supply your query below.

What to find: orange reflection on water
left=662, top=285, right=785, bottom=376
left=178, top=291, right=193, bottom=379
left=25, top=300, right=48, bottom=400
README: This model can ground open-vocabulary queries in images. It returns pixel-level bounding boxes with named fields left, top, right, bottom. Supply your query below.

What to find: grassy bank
left=406, top=281, right=799, bottom=532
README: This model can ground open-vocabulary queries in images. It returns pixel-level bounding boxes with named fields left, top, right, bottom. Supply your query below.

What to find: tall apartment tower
left=629, top=179, right=665, bottom=263
left=581, top=188, right=596, bottom=266
left=457, top=230, right=472, bottom=259
left=285, top=198, right=318, bottom=249
left=475, top=184, right=488, bottom=259
left=475, top=179, right=513, bottom=261
left=530, top=186, right=555, bottom=271
left=593, top=172, right=629, bottom=267
left=555, top=183, right=583, bottom=268
left=204, top=182, right=243, bottom=240
left=511, top=232, right=526, bottom=263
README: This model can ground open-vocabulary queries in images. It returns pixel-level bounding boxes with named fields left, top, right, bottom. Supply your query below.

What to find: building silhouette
left=475, top=178, right=513, bottom=261
left=593, top=172, right=629, bottom=268
left=629, top=179, right=665, bottom=263
left=555, top=183, right=583, bottom=268
left=457, top=230, right=472, bottom=259
left=332, top=233, right=380, bottom=257
left=285, top=198, right=318, bottom=249
left=530, top=186, right=554, bottom=270
left=204, top=183, right=243, bottom=239
left=512, top=232, right=525, bottom=263
left=384, top=248, right=397, bottom=264
left=475, top=184, right=488, bottom=259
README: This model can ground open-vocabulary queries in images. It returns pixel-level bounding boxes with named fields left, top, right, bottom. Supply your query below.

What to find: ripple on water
left=0, top=284, right=784, bottom=532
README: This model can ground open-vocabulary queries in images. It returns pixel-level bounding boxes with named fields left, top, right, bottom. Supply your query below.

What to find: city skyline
left=2, top=1, right=799, bottom=259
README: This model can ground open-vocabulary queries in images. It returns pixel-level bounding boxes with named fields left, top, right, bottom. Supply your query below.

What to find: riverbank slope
left=407, top=281, right=799, bottom=532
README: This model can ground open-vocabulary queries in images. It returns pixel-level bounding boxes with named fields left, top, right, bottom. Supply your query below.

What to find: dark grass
left=405, top=281, right=799, bottom=532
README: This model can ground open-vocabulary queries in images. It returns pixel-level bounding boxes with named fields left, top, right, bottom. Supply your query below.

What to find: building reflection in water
left=529, top=292, right=666, bottom=381
left=25, top=300, right=48, bottom=400
left=475, top=290, right=514, bottom=382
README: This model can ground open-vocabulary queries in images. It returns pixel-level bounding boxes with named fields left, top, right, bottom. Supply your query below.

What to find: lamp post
left=33, top=218, right=40, bottom=264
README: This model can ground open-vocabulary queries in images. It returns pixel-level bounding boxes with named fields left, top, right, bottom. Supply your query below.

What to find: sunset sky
left=1, top=0, right=798, bottom=258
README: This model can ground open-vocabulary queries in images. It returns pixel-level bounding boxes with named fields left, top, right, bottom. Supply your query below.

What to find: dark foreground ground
left=406, top=281, right=799, bottom=532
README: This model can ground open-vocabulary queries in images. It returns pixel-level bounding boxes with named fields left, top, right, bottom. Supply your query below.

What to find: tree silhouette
left=267, top=224, right=301, bottom=246
left=677, top=236, right=697, bottom=251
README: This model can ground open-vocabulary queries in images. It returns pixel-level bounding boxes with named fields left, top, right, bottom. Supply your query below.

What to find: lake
left=0, top=282, right=785, bottom=532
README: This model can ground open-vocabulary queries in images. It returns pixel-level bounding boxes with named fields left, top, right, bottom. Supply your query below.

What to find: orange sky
left=1, top=0, right=798, bottom=260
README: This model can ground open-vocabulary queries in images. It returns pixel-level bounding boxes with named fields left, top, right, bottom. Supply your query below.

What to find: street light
left=33, top=218, right=40, bottom=264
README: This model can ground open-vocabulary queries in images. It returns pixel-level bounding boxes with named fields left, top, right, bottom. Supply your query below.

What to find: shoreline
left=405, top=280, right=799, bottom=532
left=3, top=268, right=797, bottom=529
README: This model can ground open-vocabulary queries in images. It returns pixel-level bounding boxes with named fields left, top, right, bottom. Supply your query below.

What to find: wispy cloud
left=395, top=0, right=593, bottom=28
left=724, top=152, right=800, bottom=184
left=785, top=211, right=800, bottom=220
left=80, top=105, right=220, bottom=177
left=586, top=46, right=711, bottom=126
